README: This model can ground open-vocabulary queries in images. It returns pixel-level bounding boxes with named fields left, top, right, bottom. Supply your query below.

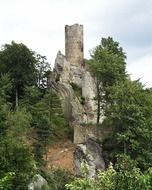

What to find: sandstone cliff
left=50, top=50, right=100, bottom=143
left=48, top=24, right=109, bottom=176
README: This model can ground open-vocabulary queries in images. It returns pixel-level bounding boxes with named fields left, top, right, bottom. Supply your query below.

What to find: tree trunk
left=96, top=77, right=100, bottom=126
left=45, top=144, right=48, bottom=162
left=15, top=87, right=18, bottom=108
left=124, top=142, right=127, bottom=154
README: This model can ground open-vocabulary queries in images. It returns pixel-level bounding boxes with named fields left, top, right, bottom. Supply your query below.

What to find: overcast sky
left=0, top=0, right=152, bottom=87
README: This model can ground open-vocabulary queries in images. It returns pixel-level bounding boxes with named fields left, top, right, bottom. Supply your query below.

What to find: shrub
left=41, top=168, right=74, bottom=190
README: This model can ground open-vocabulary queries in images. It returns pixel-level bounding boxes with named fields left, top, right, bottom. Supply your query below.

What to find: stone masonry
left=65, top=24, right=83, bottom=66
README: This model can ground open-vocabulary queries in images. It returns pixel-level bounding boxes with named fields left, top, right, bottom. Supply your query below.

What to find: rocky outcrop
left=81, top=71, right=97, bottom=124
left=52, top=51, right=98, bottom=130
left=74, top=138, right=105, bottom=178
left=28, top=174, right=49, bottom=190
left=48, top=24, right=111, bottom=177
left=54, top=51, right=70, bottom=83
left=48, top=50, right=107, bottom=177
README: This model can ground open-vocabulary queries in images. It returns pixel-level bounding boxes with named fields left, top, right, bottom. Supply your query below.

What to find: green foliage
left=0, top=74, right=12, bottom=136
left=0, top=41, right=71, bottom=189
left=89, top=37, right=126, bottom=87
left=0, top=138, right=36, bottom=190
left=114, top=155, right=145, bottom=189
left=42, top=168, right=74, bottom=190
left=70, top=83, right=82, bottom=99
left=21, top=86, right=42, bottom=108
left=19, top=83, right=69, bottom=165
left=65, top=161, right=95, bottom=190
left=0, top=74, right=36, bottom=190
left=97, top=163, right=116, bottom=190
left=88, top=37, right=126, bottom=124
left=105, top=79, right=152, bottom=169
left=0, top=36, right=151, bottom=189
left=27, top=90, right=69, bottom=164
left=35, top=54, right=51, bottom=89
left=0, top=41, right=38, bottom=106
left=66, top=156, right=152, bottom=190
left=0, top=172, right=15, bottom=190
left=7, top=108, right=32, bottom=138
left=89, top=36, right=152, bottom=170
left=0, top=74, right=12, bottom=103
left=0, top=41, right=50, bottom=107
left=142, top=168, right=152, bottom=190
left=70, top=83, right=85, bottom=105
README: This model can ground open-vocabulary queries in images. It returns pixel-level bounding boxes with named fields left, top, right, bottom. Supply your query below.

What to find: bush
left=66, top=156, right=152, bottom=190
left=0, top=138, right=36, bottom=190
left=41, top=168, right=74, bottom=190
left=70, top=83, right=82, bottom=99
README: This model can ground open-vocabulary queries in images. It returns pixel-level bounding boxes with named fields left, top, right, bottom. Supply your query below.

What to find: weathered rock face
left=50, top=25, right=101, bottom=144
left=52, top=51, right=98, bottom=137
left=74, top=138, right=105, bottom=178
left=81, top=71, right=98, bottom=123
left=28, top=174, right=49, bottom=190
left=54, top=51, right=70, bottom=83
left=74, top=125, right=113, bottom=144
left=48, top=24, right=108, bottom=177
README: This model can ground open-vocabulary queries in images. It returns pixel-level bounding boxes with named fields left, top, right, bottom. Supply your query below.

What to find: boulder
left=28, top=174, right=49, bottom=190
left=74, top=138, right=105, bottom=178
left=54, top=51, right=70, bottom=83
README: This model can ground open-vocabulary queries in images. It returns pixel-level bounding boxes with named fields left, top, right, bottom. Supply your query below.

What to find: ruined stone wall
left=65, top=24, right=83, bottom=65
left=74, top=125, right=113, bottom=144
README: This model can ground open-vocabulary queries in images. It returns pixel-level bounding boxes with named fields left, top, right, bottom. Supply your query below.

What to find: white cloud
left=0, top=0, right=152, bottom=87
left=127, top=54, right=152, bottom=87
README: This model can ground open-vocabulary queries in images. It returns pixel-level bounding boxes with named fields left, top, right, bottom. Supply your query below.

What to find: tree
left=0, top=138, right=36, bottom=190
left=0, top=74, right=36, bottom=189
left=114, top=155, right=145, bottom=190
left=66, top=156, right=150, bottom=190
left=0, top=41, right=37, bottom=107
left=0, top=74, right=12, bottom=137
left=0, top=74, right=12, bottom=103
left=106, top=79, right=152, bottom=169
left=0, top=172, right=15, bottom=190
left=89, top=37, right=126, bottom=125
left=30, top=90, right=68, bottom=164
left=20, top=84, right=69, bottom=164
left=35, top=54, right=50, bottom=89
left=0, top=105, right=35, bottom=189
left=20, top=85, right=65, bottom=164
left=89, top=37, right=152, bottom=170
left=0, top=41, right=50, bottom=107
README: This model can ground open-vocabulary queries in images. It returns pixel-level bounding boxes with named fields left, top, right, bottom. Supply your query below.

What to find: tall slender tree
left=0, top=41, right=50, bottom=107
left=89, top=37, right=126, bottom=125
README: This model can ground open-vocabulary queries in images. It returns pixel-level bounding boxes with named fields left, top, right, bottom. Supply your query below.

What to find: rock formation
left=28, top=174, right=49, bottom=190
left=49, top=24, right=108, bottom=176
left=50, top=24, right=100, bottom=141
left=74, top=138, right=105, bottom=178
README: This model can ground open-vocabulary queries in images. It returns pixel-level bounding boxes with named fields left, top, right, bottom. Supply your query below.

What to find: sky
left=0, top=0, right=152, bottom=87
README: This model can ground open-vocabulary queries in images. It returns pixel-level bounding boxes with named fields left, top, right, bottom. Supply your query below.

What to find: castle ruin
left=50, top=24, right=109, bottom=176
left=65, top=24, right=83, bottom=66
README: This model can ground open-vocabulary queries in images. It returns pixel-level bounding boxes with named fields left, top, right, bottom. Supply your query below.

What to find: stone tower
left=65, top=24, right=83, bottom=65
